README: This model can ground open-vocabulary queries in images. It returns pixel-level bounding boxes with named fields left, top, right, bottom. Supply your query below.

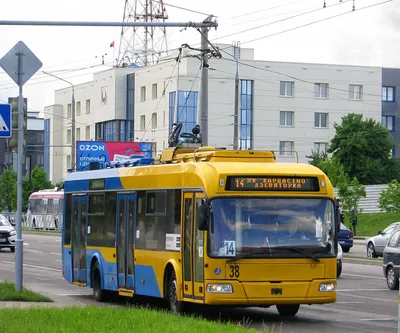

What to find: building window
left=280, top=111, right=294, bottom=127
left=391, top=146, right=396, bottom=157
left=67, top=129, right=71, bottom=144
left=67, top=104, right=72, bottom=118
left=76, top=128, right=81, bottom=141
left=141, top=86, right=146, bottom=102
left=382, top=116, right=395, bottom=132
left=239, top=80, right=253, bottom=150
left=314, top=113, right=328, bottom=128
left=95, top=120, right=128, bottom=141
left=66, top=155, right=71, bottom=169
left=140, top=115, right=146, bottom=131
left=76, top=101, right=81, bottom=116
left=349, top=84, right=363, bottom=100
left=85, top=126, right=90, bottom=140
left=86, top=99, right=91, bottom=114
left=168, top=90, right=199, bottom=134
left=382, top=86, right=395, bottom=102
left=314, top=142, right=328, bottom=153
left=280, top=81, right=294, bottom=97
left=151, top=113, right=157, bottom=129
left=314, top=83, right=329, bottom=98
left=152, top=83, right=157, bottom=100
left=279, top=141, right=294, bottom=157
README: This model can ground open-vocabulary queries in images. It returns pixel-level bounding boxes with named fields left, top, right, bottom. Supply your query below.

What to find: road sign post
left=0, top=104, right=12, bottom=138
left=0, top=41, right=42, bottom=293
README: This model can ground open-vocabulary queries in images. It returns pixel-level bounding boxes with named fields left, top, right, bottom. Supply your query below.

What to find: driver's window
left=383, top=226, right=394, bottom=235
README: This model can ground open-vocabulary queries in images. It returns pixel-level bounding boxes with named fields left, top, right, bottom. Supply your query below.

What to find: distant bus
left=27, top=189, right=64, bottom=230
left=61, top=124, right=339, bottom=317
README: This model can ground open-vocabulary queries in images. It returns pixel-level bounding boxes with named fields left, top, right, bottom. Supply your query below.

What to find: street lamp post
left=42, top=71, right=75, bottom=170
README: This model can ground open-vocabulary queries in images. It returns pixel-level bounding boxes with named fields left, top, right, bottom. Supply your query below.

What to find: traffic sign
left=0, top=41, right=42, bottom=87
left=0, top=103, right=11, bottom=138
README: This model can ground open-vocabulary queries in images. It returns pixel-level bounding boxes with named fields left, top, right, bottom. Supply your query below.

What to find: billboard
left=76, top=141, right=153, bottom=170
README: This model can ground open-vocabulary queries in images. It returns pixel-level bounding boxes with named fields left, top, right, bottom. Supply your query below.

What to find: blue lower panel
left=135, top=265, right=161, bottom=298
left=86, top=249, right=118, bottom=291
left=62, top=248, right=72, bottom=283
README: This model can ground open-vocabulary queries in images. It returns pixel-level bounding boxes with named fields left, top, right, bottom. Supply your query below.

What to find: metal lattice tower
left=118, top=0, right=169, bottom=67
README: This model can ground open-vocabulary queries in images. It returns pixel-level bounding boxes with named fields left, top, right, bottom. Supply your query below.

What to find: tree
left=379, top=179, right=400, bottom=213
left=328, top=113, right=398, bottom=185
left=307, top=151, right=347, bottom=187
left=337, top=177, right=366, bottom=228
left=0, top=169, right=17, bottom=211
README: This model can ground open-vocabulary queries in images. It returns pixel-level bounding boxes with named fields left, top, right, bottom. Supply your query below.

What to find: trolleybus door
left=182, top=192, right=205, bottom=301
left=116, top=193, right=136, bottom=291
left=71, top=195, right=88, bottom=284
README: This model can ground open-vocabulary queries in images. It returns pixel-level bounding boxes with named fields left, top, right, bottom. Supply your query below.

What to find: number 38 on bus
left=62, top=129, right=339, bottom=317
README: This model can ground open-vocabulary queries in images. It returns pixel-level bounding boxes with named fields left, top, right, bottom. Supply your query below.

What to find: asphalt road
left=0, top=233, right=398, bottom=333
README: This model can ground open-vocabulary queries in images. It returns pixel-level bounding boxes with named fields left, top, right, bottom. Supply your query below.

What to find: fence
left=334, top=184, right=389, bottom=214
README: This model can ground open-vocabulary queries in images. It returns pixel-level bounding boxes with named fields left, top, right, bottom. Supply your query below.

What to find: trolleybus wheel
left=167, top=271, right=183, bottom=313
left=92, top=262, right=107, bottom=302
left=276, top=304, right=300, bottom=316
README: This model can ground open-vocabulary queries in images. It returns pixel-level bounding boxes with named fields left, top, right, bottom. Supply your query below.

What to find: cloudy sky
left=0, top=0, right=397, bottom=113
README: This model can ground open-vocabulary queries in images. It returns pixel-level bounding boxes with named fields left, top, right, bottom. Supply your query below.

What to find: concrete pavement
left=0, top=233, right=398, bottom=332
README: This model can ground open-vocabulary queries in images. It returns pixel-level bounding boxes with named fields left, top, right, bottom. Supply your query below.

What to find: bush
left=379, top=179, right=400, bottom=213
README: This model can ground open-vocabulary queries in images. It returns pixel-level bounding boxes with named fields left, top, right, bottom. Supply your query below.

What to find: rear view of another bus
left=27, top=189, right=64, bottom=230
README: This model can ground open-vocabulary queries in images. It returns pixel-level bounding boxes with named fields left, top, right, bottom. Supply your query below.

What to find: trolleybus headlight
left=206, top=284, right=233, bottom=293
left=319, top=282, right=336, bottom=292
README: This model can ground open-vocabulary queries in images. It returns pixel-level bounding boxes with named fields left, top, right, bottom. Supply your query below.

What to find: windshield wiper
left=272, top=246, right=320, bottom=262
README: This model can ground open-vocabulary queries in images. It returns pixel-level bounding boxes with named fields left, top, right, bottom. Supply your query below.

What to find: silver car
left=337, top=244, right=343, bottom=278
left=366, top=222, right=400, bottom=258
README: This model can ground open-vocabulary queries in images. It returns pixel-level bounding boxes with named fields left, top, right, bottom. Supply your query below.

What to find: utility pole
left=233, top=55, right=239, bottom=150
left=42, top=71, right=75, bottom=169
left=198, top=25, right=209, bottom=146
left=174, top=48, right=182, bottom=124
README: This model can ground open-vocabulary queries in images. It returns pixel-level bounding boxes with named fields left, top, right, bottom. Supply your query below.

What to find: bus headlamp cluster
left=206, top=284, right=233, bottom=293
left=319, top=282, right=336, bottom=292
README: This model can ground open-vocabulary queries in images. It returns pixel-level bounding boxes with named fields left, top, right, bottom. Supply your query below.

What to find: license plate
left=339, top=241, right=345, bottom=244
left=0, top=238, right=6, bottom=243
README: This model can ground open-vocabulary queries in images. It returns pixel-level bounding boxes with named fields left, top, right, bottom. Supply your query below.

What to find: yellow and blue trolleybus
left=62, top=124, right=339, bottom=316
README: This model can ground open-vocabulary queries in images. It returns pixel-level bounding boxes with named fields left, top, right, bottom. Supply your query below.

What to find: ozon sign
left=79, top=144, right=105, bottom=152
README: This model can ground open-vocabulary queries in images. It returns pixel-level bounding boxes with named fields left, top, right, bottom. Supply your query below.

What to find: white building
left=44, top=44, right=382, bottom=183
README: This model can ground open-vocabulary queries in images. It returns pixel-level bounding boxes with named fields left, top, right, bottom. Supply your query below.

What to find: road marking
left=335, top=301, right=363, bottom=304
left=50, top=252, right=61, bottom=256
left=24, top=249, right=44, bottom=254
left=1, top=260, right=60, bottom=272
left=58, top=293, right=90, bottom=296
left=55, top=239, right=61, bottom=242
left=56, top=259, right=62, bottom=262
left=342, top=273, right=385, bottom=280
left=24, top=243, right=29, bottom=246
left=337, top=288, right=388, bottom=292
left=38, top=240, right=44, bottom=243
left=360, top=317, right=397, bottom=321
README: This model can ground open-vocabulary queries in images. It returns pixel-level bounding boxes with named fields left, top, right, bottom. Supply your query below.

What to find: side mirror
left=335, top=202, right=340, bottom=234
left=378, top=231, right=382, bottom=235
left=197, top=204, right=209, bottom=231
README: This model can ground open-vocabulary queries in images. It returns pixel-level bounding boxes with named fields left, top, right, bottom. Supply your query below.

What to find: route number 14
left=224, top=240, right=236, bottom=256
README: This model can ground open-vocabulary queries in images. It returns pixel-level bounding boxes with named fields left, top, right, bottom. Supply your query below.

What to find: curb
left=22, top=230, right=61, bottom=236
left=344, top=257, right=382, bottom=266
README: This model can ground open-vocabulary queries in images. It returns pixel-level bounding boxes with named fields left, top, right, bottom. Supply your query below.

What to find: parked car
left=337, top=244, right=343, bottom=278
left=338, top=223, right=353, bottom=253
left=0, top=214, right=16, bottom=252
left=383, top=228, right=400, bottom=290
left=366, top=222, right=400, bottom=258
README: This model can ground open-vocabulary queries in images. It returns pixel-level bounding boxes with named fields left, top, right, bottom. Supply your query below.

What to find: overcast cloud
left=0, top=0, right=396, bottom=112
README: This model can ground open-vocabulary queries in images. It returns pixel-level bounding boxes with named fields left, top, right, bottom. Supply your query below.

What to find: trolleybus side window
left=87, top=194, right=105, bottom=247
left=136, top=190, right=181, bottom=251
left=64, top=194, right=72, bottom=245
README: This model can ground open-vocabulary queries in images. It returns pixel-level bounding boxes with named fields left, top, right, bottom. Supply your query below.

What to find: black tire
left=276, top=304, right=300, bottom=316
left=342, top=246, right=350, bottom=253
left=386, top=266, right=399, bottom=290
left=337, top=260, right=342, bottom=278
left=166, top=271, right=184, bottom=313
left=10, top=247, right=15, bottom=253
left=367, top=242, right=377, bottom=258
left=91, top=262, right=108, bottom=302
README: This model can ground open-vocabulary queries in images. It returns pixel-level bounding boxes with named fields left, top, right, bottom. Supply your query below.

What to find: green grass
left=0, top=306, right=262, bottom=333
left=355, top=212, right=400, bottom=237
left=0, top=281, right=52, bottom=302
